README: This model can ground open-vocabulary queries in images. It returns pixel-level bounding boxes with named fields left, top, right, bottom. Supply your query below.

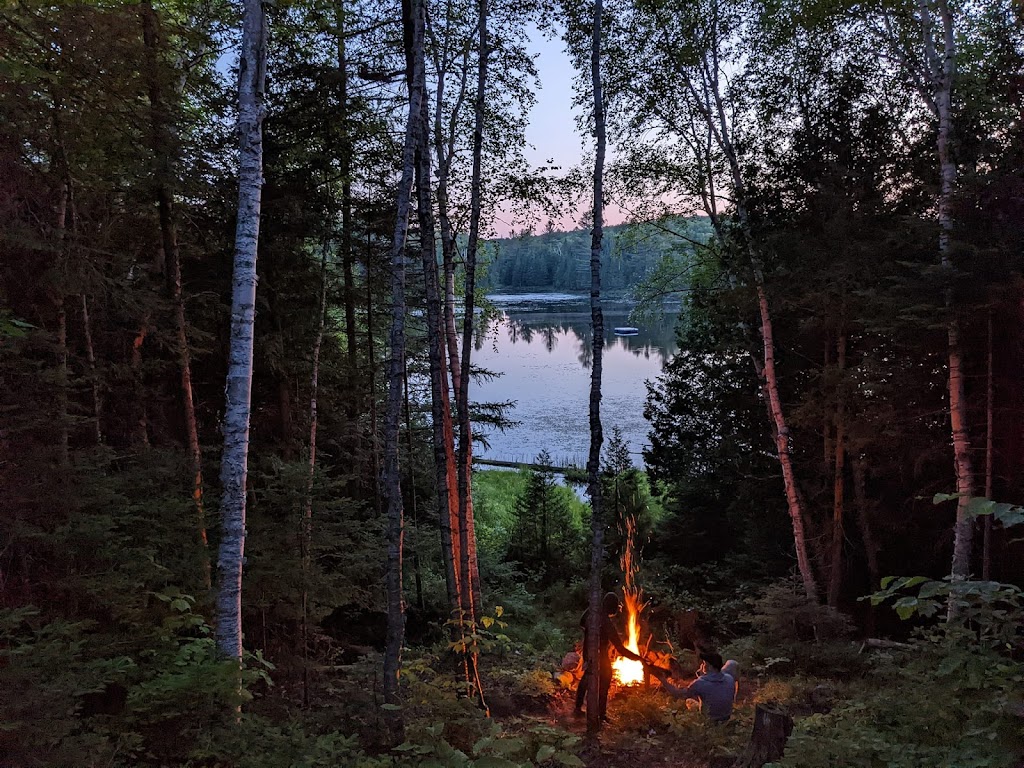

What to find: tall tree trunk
left=131, top=321, right=151, bottom=449
left=432, top=50, right=470, bottom=411
left=982, top=309, right=993, bottom=580
left=403, top=356, right=426, bottom=612
left=367, top=262, right=381, bottom=515
left=689, top=38, right=818, bottom=602
left=823, top=342, right=832, bottom=465
left=585, top=0, right=607, bottom=735
left=215, top=0, right=268, bottom=662
left=756, top=284, right=818, bottom=602
left=301, top=248, right=329, bottom=708
left=80, top=294, right=102, bottom=445
left=56, top=296, right=69, bottom=468
left=852, top=456, right=879, bottom=634
left=926, top=0, right=974, bottom=586
left=141, top=0, right=209, bottom=586
left=382, top=0, right=427, bottom=715
left=336, top=5, right=357, bottom=377
left=827, top=334, right=846, bottom=608
left=415, top=71, right=464, bottom=629
left=428, top=34, right=471, bottom=621
left=457, top=0, right=488, bottom=621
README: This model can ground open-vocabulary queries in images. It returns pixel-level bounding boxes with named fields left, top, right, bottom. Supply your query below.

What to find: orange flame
left=612, top=508, right=646, bottom=686
left=612, top=587, right=645, bottom=685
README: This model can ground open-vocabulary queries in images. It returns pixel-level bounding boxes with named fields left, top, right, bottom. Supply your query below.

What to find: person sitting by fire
left=573, top=591, right=645, bottom=721
left=645, top=650, right=739, bottom=723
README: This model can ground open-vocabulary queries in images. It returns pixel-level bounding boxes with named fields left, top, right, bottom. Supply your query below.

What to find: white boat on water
left=614, top=326, right=639, bottom=336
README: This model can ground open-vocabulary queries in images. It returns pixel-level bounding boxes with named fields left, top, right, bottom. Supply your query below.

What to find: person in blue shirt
left=646, top=650, right=738, bottom=723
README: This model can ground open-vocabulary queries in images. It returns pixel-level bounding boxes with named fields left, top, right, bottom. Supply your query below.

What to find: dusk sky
left=491, top=27, right=631, bottom=237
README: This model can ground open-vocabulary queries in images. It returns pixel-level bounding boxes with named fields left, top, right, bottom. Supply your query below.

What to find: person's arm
left=655, top=673, right=695, bottom=699
left=605, top=616, right=642, bottom=661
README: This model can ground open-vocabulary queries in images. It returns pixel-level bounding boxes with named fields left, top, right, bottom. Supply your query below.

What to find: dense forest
left=482, top=218, right=715, bottom=293
left=1, top=0, right=1023, bottom=766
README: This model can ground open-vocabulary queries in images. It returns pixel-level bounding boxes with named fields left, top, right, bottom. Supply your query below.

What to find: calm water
left=470, top=293, right=679, bottom=468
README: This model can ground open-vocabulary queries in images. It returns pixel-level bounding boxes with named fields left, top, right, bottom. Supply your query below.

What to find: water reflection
left=470, top=295, right=679, bottom=468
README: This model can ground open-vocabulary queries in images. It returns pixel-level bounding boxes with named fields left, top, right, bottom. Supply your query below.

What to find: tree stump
left=733, top=703, right=794, bottom=768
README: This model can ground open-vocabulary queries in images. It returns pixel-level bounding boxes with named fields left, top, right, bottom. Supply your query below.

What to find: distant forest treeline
left=482, top=217, right=714, bottom=293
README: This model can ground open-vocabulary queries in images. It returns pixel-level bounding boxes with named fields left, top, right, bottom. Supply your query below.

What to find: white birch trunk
left=383, top=0, right=427, bottom=710
left=215, top=0, right=267, bottom=662
left=928, top=0, right=974, bottom=584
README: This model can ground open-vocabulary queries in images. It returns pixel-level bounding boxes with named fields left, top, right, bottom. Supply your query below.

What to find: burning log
left=611, top=588, right=646, bottom=685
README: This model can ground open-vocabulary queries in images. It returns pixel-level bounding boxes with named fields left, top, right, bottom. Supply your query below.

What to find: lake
left=470, top=293, right=679, bottom=468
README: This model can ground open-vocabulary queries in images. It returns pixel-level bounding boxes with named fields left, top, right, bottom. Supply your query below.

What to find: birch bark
left=457, top=0, right=488, bottom=621
left=928, top=0, right=975, bottom=584
left=585, top=0, right=607, bottom=735
left=415, top=88, right=464, bottom=624
left=383, top=0, right=428, bottom=710
left=215, top=0, right=267, bottom=661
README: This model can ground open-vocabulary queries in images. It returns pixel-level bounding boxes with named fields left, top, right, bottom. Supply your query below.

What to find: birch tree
left=585, top=0, right=608, bottom=734
left=382, top=0, right=428, bottom=710
left=215, top=0, right=268, bottom=661
left=607, top=0, right=819, bottom=600
left=876, top=0, right=974, bottom=586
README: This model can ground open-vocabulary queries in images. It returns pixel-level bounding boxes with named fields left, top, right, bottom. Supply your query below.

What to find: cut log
left=733, top=703, right=793, bottom=768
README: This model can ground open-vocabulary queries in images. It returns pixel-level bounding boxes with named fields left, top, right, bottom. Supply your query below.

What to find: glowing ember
left=612, top=588, right=645, bottom=685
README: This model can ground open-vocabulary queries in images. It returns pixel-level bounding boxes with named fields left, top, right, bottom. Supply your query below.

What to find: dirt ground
left=500, top=677, right=760, bottom=768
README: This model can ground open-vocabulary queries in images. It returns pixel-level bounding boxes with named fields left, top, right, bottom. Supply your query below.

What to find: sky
left=490, top=28, right=631, bottom=238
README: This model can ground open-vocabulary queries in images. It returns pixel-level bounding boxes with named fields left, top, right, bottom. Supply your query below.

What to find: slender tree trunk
left=693, top=40, right=818, bottom=602
left=456, top=0, right=489, bottom=624
left=852, top=455, right=879, bottom=635
left=56, top=296, right=69, bottom=468
left=982, top=309, right=993, bottom=579
left=827, top=334, right=846, bottom=608
left=382, top=0, right=427, bottom=715
left=927, top=0, right=974, bottom=586
left=823, top=342, right=832, bottom=465
left=414, top=75, right=465, bottom=632
left=215, top=0, right=268, bottom=662
left=756, top=285, right=818, bottom=602
left=141, top=0, right=209, bottom=586
left=131, top=321, right=151, bottom=449
left=336, top=6, right=357, bottom=377
left=80, top=294, right=102, bottom=444
left=432, top=60, right=468, bottom=411
left=403, top=356, right=426, bottom=612
left=585, top=0, right=607, bottom=735
left=301, top=247, right=329, bottom=708
left=367, top=262, right=381, bottom=515
left=852, top=457, right=880, bottom=588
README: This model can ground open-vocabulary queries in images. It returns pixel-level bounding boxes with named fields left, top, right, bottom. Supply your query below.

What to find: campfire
left=612, top=512, right=647, bottom=686
left=612, top=587, right=645, bottom=685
